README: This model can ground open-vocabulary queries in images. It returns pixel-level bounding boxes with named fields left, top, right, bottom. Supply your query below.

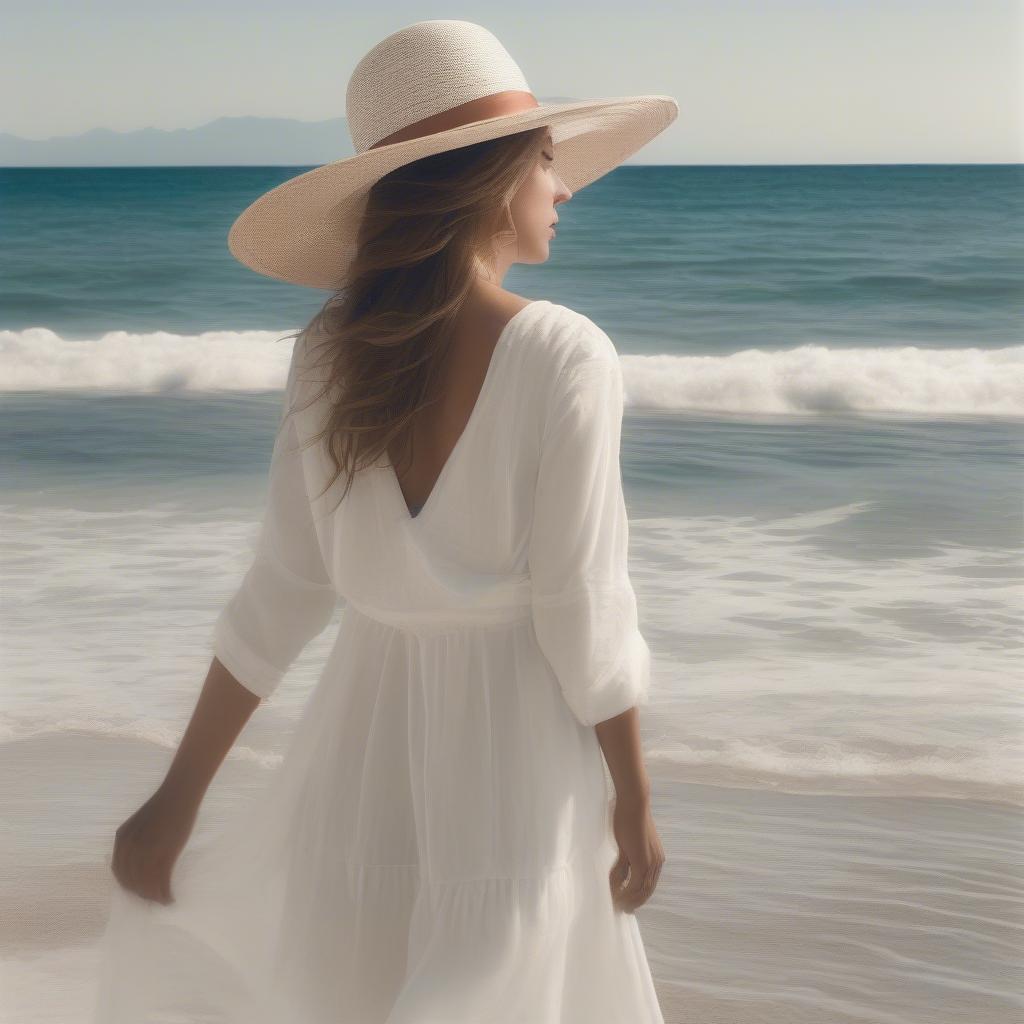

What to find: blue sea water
left=2, top=163, right=1023, bottom=1024
left=2, top=163, right=1022, bottom=801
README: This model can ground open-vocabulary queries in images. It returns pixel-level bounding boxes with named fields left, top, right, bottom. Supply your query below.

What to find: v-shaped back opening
left=386, top=299, right=548, bottom=522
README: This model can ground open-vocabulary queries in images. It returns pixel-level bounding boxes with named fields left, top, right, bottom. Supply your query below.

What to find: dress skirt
left=92, top=602, right=665, bottom=1023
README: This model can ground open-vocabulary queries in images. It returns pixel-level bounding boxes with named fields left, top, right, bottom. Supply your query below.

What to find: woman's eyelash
left=543, top=152, right=555, bottom=162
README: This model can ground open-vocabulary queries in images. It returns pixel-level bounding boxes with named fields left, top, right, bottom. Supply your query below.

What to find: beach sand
left=2, top=730, right=1022, bottom=1023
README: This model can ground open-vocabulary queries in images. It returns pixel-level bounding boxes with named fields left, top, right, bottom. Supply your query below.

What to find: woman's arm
left=110, top=657, right=260, bottom=905
left=595, top=705, right=651, bottom=805
left=110, top=332, right=338, bottom=905
left=595, top=706, right=664, bottom=914
left=525, top=325, right=664, bottom=912
left=157, top=656, right=262, bottom=812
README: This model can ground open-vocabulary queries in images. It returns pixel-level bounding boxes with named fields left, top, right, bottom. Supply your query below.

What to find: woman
left=94, top=19, right=679, bottom=1024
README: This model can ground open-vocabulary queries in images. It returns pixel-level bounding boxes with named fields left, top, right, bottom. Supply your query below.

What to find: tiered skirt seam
left=340, top=842, right=608, bottom=887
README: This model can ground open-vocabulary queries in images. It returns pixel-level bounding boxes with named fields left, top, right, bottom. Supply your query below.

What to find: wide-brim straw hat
left=227, top=19, right=679, bottom=291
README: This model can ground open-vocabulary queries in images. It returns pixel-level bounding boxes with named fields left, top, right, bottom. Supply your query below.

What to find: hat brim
left=227, top=94, right=679, bottom=290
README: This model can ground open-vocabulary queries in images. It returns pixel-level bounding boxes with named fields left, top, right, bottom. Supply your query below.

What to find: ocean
left=2, top=163, right=1022, bottom=1023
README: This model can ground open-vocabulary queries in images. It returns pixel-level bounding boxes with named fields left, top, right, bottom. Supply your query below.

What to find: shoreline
left=3, top=732, right=1022, bottom=1023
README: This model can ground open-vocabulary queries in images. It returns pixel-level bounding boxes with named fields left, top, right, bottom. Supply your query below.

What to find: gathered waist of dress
left=343, top=573, right=534, bottom=635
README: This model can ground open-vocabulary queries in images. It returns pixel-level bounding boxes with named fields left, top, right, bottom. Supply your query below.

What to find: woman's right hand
left=110, top=786, right=198, bottom=905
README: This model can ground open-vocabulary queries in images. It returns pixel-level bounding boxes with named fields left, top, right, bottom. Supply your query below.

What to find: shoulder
left=526, top=301, right=621, bottom=383
left=288, top=322, right=338, bottom=397
left=282, top=325, right=338, bottom=439
left=524, top=304, right=624, bottom=444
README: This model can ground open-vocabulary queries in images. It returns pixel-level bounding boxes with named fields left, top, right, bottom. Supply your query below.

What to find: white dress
left=91, top=298, right=662, bottom=1024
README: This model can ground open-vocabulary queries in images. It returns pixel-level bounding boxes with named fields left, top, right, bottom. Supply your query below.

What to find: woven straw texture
left=227, top=20, right=679, bottom=290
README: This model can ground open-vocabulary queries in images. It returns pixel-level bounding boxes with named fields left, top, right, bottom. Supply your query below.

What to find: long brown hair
left=280, top=124, right=549, bottom=513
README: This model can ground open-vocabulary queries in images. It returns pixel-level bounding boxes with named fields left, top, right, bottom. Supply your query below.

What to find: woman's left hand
left=608, top=792, right=666, bottom=913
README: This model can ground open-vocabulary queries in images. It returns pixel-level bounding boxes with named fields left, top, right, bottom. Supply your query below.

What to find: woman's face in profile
left=508, top=129, right=572, bottom=265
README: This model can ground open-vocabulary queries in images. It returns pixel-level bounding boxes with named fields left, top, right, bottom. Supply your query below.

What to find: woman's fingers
left=135, top=844, right=172, bottom=904
left=611, top=853, right=665, bottom=913
left=155, top=857, right=174, bottom=905
left=609, top=796, right=667, bottom=913
left=609, top=850, right=630, bottom=894
left=111, top=818, right=173, bottom=904
left=137, top=857, right=159, bottom=903
left=114, top=825, right=140, bottom=900
left=109, top=790, right=195, bottom=905
left=615, top=864, right=648, bottom=913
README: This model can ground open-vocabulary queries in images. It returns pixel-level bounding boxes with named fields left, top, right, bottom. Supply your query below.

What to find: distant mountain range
left=0, top=102, right=583, bottom=167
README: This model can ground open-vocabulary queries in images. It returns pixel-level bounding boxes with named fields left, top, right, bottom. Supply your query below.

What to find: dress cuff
left=211, top=613, right=285, bottom=699
left=569, top=626, right=651, bottom=727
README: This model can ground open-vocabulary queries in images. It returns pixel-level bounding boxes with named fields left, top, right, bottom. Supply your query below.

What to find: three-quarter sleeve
left=527, top=348, right=651, bottom=728
left=211, top=338, right=340, bottom=699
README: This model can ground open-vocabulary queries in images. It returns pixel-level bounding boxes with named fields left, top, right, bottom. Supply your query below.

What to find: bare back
left=388, top=292, right=535, bottom=515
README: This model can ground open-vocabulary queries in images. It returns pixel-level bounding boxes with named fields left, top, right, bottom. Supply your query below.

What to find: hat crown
left=345, top=20, right=533, bottom=154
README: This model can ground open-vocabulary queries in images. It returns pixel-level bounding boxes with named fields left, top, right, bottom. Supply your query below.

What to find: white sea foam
left=3, top=328, right=1023, bottom=415
left=0, top=327, right=298, bottom=392
left=620, top=345, right=1024, bottom=416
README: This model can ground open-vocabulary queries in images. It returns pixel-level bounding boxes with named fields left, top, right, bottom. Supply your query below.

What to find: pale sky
left=2, top=0, right=1021, bottom=164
